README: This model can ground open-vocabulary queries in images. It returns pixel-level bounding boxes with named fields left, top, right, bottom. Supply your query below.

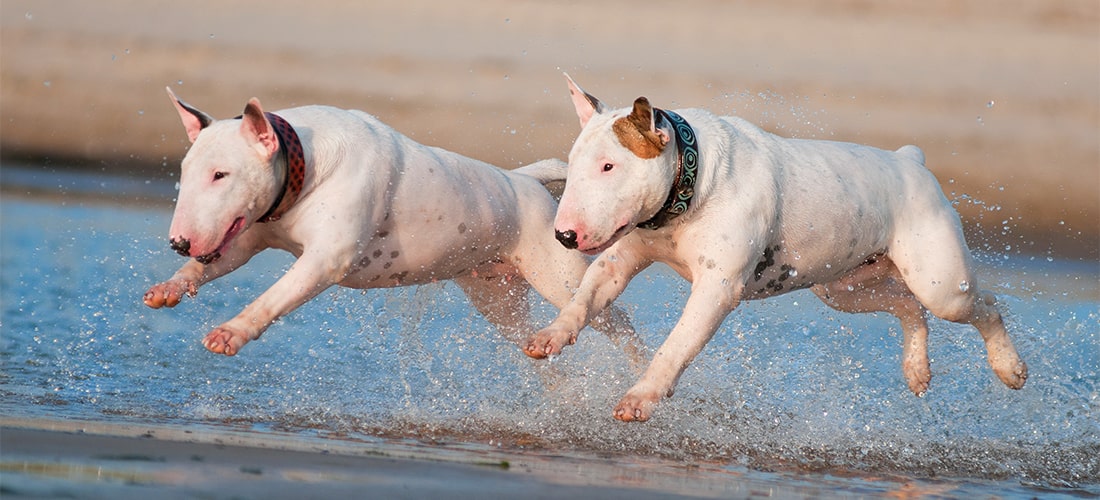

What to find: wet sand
left=0, top=416, right=875, bottom=499
left=1, top=0, right=1097, bottom=257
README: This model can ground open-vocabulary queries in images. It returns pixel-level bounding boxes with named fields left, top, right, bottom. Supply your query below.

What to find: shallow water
left=1, top=168, right=1097, bottom=497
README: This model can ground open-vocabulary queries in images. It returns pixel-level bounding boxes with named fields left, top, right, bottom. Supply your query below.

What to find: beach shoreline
left=1, top=415, right=1063, bottom=499
left=0, top=415, right=854, bottom=499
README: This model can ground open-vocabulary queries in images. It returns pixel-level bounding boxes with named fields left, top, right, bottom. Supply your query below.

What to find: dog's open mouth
left=196, top=217, right=245, bottom=264
left=579, top=223, right=631, bottom=255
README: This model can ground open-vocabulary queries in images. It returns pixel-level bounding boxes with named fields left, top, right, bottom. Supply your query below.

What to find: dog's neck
left=257, top=112, right=305, bottom=223
left=637, top=109, right=698, bottom=230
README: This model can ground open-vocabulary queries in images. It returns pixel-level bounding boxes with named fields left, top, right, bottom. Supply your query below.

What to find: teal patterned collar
left=637, top=109, right=699, bottom=230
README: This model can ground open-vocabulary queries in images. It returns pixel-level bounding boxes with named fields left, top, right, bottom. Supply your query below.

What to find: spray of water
left=1, top=182, right=1097, bottom=493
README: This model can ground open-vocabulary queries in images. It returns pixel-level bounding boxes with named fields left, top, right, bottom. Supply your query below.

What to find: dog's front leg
left=202, top=252, right=341, bottom=356
left=143, top=234, right=263, bottom=309
left=615, top=277, right=740, bottom=422
left=525, top=246, right=649, bottom=359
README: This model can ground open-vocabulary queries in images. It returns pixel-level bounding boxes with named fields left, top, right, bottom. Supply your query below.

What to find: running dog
left=525, top=75, right=1027, bottom=421
left=144, top=89, right=642, bottom=366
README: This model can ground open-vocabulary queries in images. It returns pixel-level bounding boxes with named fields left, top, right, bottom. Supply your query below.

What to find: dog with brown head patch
left=526, top=74, right=1027, bottom=422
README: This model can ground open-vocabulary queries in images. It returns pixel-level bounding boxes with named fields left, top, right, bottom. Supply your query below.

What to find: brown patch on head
left=612, top=97, right=665, bottom=159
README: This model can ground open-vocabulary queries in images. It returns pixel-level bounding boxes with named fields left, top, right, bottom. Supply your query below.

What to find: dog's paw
left=902, top=355, right=932, bottom=396
left=986, top=339, right=1028, bottom=390
left=202, top=326, right=249, bottom=356
left=524, top=326, right=577, bottom=359
left=613, top=390, right=660, bottom=422
left=143, top=279, right=197, bottom=309
left=992, top=356, right=1028, bottom=390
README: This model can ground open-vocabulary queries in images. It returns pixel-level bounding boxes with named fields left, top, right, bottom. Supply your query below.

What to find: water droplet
left=177, top=79, right=184, bottom=85
left=986, top=100, right=995, bottom=108
left=25, top=12, right=33, bottom=20
left=43, top=80, right=51, bottom=87
left=846, top=285, right=854, bottom=292
left=976, top=116, right=984, bottom=125
left=958, top=281, right=970, bottom=292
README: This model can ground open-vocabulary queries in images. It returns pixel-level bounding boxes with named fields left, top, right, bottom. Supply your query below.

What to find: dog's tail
left=512, top=158, right=568, bottom=184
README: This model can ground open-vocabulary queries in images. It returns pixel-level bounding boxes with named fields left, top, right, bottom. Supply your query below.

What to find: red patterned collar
left=257, top=112, right=305, bottom=223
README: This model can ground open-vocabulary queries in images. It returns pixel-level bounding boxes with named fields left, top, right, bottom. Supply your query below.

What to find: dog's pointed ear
left=611, top=97, right=669, bottom=159
left=240, top=98, right=279, bottom=160
left=636, top=97, right=672, bottom=148
left=564, top=73, right=605, bottom=128
left=167, top=87, right=214, bottom=143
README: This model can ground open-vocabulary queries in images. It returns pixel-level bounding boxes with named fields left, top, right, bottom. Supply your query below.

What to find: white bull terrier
left=144, top=89, right=642, bottom=366
left=525, top=75, right=1027, bottom=422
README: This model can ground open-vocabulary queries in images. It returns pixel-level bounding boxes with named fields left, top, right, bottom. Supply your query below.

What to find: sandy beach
left=2, top=414, right=1059, bottom=499
left=3, top=416, right=766, bottom=499
left=1, top=0, right=1097, bottom=257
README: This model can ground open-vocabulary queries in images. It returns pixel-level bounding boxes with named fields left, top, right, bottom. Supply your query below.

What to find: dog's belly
left=740, top=241, right=882, bottom=301
left=330, top=165, right=526, bottom=289
left=338, top=240, right=510, bottom=289
left=334, top=213, right=514, bottom=292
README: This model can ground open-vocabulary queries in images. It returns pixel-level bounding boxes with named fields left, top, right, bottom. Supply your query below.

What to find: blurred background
left=2, top=0, right=1097, bottom=259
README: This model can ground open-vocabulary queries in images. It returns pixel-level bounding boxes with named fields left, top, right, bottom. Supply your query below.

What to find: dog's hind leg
left=888, top=207, right=1027, bottom=390
left=587, top=304, right=648, bottom=374
left=456, top=271, right=575, bottom=392
left=454, top=270, right=533, bottom=346
left=813, top=256, right=933, bottom=395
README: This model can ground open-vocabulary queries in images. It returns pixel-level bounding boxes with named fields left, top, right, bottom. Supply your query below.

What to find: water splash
left=1, top=195, right=1097, bottom=494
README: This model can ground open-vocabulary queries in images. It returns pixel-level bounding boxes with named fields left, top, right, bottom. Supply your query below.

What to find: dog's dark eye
left=602, top=163, right=614, bottom=172
left=213, top=171, right=227, bottom=181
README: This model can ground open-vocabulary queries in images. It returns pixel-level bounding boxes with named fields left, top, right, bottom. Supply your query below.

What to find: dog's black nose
left=169, top=237, right=191, bottom=257
left=555, top=229, right=578, bottom=249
